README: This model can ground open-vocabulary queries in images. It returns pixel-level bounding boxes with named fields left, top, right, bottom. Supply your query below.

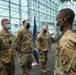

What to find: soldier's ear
left=62, top=17, right=68, bottom=22
left=2, top=23, right=4, bottom=26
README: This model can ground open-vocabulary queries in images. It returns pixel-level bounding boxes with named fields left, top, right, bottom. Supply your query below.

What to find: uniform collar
left=41, top=31, right=46, bottom=35
left=63, top=29, right=73, bottom=36
left=23, top=27, right=29, bottom=31
left=1, top=29, right=11, bottom=36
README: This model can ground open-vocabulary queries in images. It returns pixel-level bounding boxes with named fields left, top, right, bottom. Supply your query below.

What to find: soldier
left=47, top=32, right=52, bottom=50
left=56, top=30, right=60, bottom=41
left=36, top=26, right=50, bottom=73
left=54, top=8, right=76, bottom=75
left=15, top=20, right=33, bottom=75
left=0, top=18, right=15, bottom=75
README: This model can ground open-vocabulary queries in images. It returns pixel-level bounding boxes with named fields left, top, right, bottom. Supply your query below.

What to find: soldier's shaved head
left=42, top=26, right=47, bottom=33
left=57, top=8, right=75, bottom=24
left=42, top=26, right=47, bottom=30
left=22, top=20, right=30, bottom=29
left=22, top=20, right=29, bottom=25
left=1, top=18, right=10, bottom=31
left=56, top=8, right=75, bottom=32
left=1, top=18, right=10, bottom=25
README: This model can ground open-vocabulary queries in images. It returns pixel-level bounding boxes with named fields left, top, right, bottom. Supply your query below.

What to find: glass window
left=11, top=0, right=19, bottom=4
left=0, top=0, right=61, bottom=32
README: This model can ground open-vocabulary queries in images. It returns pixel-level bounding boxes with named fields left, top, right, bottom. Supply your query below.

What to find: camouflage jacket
left=47, top=33, right=52, bottom=48
left=55, top=30, right=76, bottom=75
left=36, top=32, right=50, bottom=51
left=0, top=29, right=15, bottom=63
left=15, top=28, right=33, bottom=54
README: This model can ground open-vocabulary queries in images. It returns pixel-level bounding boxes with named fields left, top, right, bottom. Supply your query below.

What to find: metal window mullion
left=19, top=0, right=22, bottom=29
left=9, top=0, right=11, bottom=31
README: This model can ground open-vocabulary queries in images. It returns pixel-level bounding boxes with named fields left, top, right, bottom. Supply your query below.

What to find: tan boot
left=45, top=68, right=50, bottom=72
left=41, top=69, right=47, bottom=73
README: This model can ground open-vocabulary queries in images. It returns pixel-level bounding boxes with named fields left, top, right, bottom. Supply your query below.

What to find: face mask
left=26, top=23, right=30, bottom=29
left=60, top=31, right=62, bottom=37
left=44, top=30, right=47, bottom=33
left=56, top=25, right=60, bottom=31
left=55, top=22, right=60, bottom=31
left=6, top=24, right=11, bottom=30
left=56, top=20, right=65, bottom=31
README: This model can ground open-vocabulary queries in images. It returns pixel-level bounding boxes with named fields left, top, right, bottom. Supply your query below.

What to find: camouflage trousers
left=0, top=61, right=15, bottom=75
left=18, top=53, right=32, bottom=75
left=39, top=51, right=48, bottom=69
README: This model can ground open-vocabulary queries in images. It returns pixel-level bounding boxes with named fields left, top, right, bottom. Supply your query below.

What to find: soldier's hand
left=0, top=38, right=2, bottom=45
left=0, top=61, right=3, bottom=69
left=39, top=50, right=43, bottom=54
left=37, top=35, right=40, bottom=39
left=37, top=36, right=43, bottom=42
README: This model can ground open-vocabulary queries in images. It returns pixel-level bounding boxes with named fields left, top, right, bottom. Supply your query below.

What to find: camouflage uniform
left=56, top=31, right=60, bottom=41
left=0, top=29, right=15, bottom=75
left=36, top=32, right=50, bottom=69
left=15, top=28, right=33, bottom=75
left=47, top=33, right=52, bottom=50
left=54, top=30, right=76, bottom=75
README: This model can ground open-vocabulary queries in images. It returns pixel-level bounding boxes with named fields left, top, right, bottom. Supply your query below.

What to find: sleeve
left=56, top=41, right=60, bottom=56
left=48, top=34, right=52, bottom=50
left=36, top=34, right=42, bottom=50
left=36, top=33, right=42, bottom=42
left=0, top=37, right=5, bottom=50
left=31, top=32, right=34, bottom=50
left=59, top=39, right=76, bottom=72
left=0, top=37, right=2, bottom=46
left=10, top=35, right=16, bottom=60
left=15, top=31, right=23, bottom=54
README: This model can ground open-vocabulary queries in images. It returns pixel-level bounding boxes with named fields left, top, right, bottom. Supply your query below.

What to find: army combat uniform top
left=0, top=29, right=15, bottom=75
left=15, top=28, right=33, bottom=54
left=36, top=32, right=50, bottom=51
left=54, top=30, right=76, bottom=75
left=15, top=28, right=33, bottom=75
left=0, top=29, right=15, bottom=63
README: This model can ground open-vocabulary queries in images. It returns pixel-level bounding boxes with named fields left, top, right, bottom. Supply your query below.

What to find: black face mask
left=44, top=30, right=47, bottom=33
left=26, top=23, right=30, bottom=29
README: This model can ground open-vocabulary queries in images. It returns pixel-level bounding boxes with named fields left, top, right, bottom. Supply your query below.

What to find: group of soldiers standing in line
left=0, top=18, right=52, bottom=75
left=0, top=8, right=76, bottom=75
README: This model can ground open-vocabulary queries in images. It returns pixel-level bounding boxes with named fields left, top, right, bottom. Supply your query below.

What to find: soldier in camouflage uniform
left=0, top=18, right=15, bottom=75
left=47, top=32, right=52, bottom=50
left=15, top=20, right=33, bottom=75
left=54, top=8, right=76, bottom=75
left=56, top=30, right=60, bottom=41
left=36, top=26, right=51, bottom=73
